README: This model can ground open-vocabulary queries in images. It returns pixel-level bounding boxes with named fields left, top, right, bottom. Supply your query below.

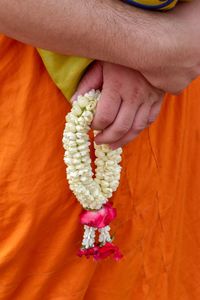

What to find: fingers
left=109, top=98, right=163, bottom=149
left=71, top=60, right=165, bottom=150
left=71, top=61, right=103, bottom=102
left=133, top=102, right=151, bottom=133
left=148, top=100, right=163, bottom=124
left=95, top=99, right=139, bottom=145
left=109, top=103, right=151, bottom=149
left=94, top=86, right=164, bottom=147
left=92, top=81, right=122, bottom=131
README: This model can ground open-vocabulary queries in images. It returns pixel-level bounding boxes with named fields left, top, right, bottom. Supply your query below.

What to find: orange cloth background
left=0, top=35, right=200, bottom=300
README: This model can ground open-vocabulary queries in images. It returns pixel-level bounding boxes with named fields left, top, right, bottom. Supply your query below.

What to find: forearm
left=0, top=0, right=166, bottom=70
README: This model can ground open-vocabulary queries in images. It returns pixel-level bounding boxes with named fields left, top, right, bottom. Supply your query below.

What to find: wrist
left=105, top=0, right=172, bottom=71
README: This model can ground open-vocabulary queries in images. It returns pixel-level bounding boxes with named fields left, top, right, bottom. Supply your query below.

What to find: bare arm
left=0, top=0, right=167, bottom=69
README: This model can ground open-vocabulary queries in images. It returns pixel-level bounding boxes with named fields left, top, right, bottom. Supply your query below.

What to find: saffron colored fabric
left=1, top=35, right=200, bottom=300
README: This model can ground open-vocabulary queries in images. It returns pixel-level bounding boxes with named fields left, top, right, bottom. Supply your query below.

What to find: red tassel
left=77, top=242, right=123, bottom=261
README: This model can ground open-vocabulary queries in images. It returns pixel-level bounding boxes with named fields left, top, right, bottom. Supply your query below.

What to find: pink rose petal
left=77, top=246, right=99, bottom=259
left=80, top=202, right=116, bottom=228
left=94, top=242, right=123, bottom=261
left=77, top=243, right=123, bottom=261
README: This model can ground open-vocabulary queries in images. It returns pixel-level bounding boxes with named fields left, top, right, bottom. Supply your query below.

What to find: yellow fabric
left=38, top=49, right=92, bottom=100
left=37, top=0, right=191, bottom=101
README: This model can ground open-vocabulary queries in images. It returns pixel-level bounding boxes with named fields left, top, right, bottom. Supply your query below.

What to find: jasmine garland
left=62, top=90, right=123, bottom=260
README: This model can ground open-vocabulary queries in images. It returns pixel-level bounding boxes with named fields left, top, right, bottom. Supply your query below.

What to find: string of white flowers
left=62, top=89, right=122, bottom=251
left=98, top=226, right=112, bottom=244
left=82, top=225, right=97, bottom=249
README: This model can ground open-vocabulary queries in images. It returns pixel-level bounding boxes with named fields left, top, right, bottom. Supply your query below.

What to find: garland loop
left=63, top=90, right=123, bottom=260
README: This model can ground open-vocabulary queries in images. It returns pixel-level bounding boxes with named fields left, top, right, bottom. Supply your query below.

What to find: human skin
left=72, top=61, right=164, bottom=148
left=0, top=0, right=200, bottom=94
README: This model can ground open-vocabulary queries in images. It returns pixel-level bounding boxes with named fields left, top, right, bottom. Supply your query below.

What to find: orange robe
left=0, top=35, right=200, bottom=300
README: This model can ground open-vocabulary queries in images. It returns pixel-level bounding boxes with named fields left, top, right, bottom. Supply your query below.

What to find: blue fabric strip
left=123, top=0, right=175, bottom=10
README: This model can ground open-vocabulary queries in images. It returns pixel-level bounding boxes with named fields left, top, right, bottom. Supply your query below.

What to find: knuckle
left=148, top=117, right=156, bottom=124
left=148, top=91, right=157, bottom=104
left=112, top=80, right=122, bottom=93
left=156, top=93, right=164, bottom=102
left=131, top=86, right=143, bottom=100
left=104, top=82, right=121, bottom=95
left=132, top=122, right=146, bottom=132
left=114, top=124, right=130, bottom=136
left=148, top=111, right=158, bottom=123
left=129, top=85, right=144, bottom=103
left=97, top=114, right=111, bottom=128
left=149, top=94, right=161, bottom=106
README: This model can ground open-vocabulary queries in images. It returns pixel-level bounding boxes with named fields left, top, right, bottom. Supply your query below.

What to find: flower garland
left=62, top=90, right=123, bottom=260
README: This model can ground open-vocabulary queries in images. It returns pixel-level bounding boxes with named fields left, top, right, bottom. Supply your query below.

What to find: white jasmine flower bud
left=105, top=160, right=115, bottom=167
left=65, top=123, right=76, bottom=133
left=76, top=139, right=86, bottom=145
left=72, top=103, right=82, bottom=116
left=78, top=96, right=89, bottom=108
left=95, top=149, right=105, bottom=158
left=76, top=132, right=87, bottom=139
left=68, top=147, right=77, bottom=154
left=79, top=150, right=89, bottom=157
left=64, top=157, right=73, bottom=165
left=64, top=132, right=76, bottom=141
left=66, top=113, right=78, bottom=124
left=76, top=125, right=86, bottom=132
left=95, top=158, right=104, bottom=167
left=73, top=152, right=81, bottom=159
left=63, top=90, right=122, bottom=212
left=68, top=141, right=77, bottom=147
left=101, top=145, right=110, bottom=153
left=82, top=111, right=93, bottom=122
left=78, top=144, right=89, bottom=151
left=100, top=180, right=109, bottom=188
left=86, top=101, right=97, bottom=112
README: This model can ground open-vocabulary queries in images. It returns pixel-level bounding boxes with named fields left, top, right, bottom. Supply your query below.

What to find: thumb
left=71, top=61, right=103, bottom=102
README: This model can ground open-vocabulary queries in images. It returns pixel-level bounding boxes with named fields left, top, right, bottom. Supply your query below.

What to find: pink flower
left=80, top=202, right=116, bottom=228
left=94, top=242, right=123, bottom=261
left=77, top=246, right=99, bottom=259
left=77, top=243, right=123, bottom=261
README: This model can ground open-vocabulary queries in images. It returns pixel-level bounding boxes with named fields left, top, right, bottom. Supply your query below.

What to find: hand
left=138, top=0, right=200, bottom=94
left=71, top=61, right=164, bottom=149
